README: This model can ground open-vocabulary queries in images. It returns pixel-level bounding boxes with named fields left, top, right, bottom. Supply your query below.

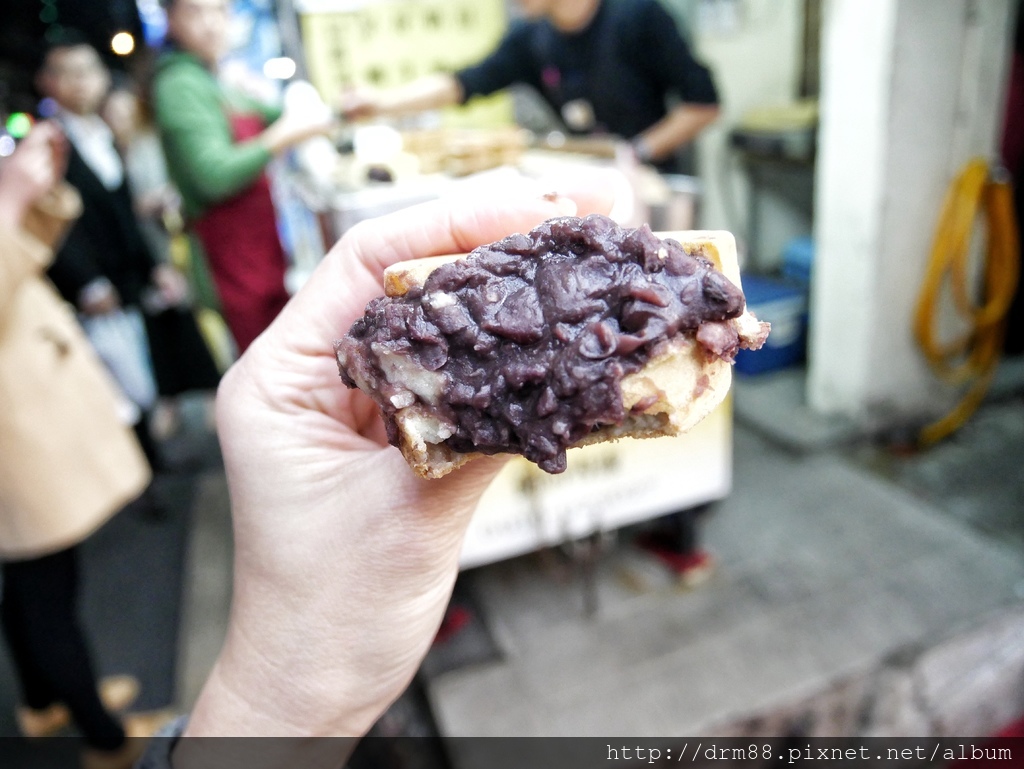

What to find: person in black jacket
left=344, top=0, right=719, bottom=173
left=36, top=33, right=220, bottom=469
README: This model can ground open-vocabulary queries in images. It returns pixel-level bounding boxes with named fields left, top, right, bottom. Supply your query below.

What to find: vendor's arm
left=252, top=97, right=284, bottom=128
left=633, top=102, right=720, bottom=164
left=632, top=0, right=720, bottom=163
left=154, top=61, right=332, bottom=207
left=154, top=63, right=269, bottom=205
left=259, top=108, right=338, bottom=156
left=342, top=23, right=534, bottom=120
left=343, top=73, right=462, bottom=119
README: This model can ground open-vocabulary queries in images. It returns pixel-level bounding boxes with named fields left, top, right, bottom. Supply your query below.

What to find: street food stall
left=280, top=0, right=733, bottom=571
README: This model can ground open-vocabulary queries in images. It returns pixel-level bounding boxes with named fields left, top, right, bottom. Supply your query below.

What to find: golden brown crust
left=384, top=254, right=464, bottom=297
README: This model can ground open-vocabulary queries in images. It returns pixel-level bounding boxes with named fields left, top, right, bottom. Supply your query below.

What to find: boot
left=17, top=675, right=141, bottom=738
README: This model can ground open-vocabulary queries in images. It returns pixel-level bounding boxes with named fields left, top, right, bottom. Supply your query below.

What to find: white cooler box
left=459, top=396, right=732, bottom=569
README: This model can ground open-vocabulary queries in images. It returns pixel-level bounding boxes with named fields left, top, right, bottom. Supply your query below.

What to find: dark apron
left=192, top=113, right=290, bottom=353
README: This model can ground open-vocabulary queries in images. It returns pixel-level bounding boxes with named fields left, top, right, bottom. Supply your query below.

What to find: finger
left=18, top=123, right=66, bottom=187
left=23, top=122, right=63, bottom=161
left=19, top=121, right=54, bottom=148
left=347, top=192, right=581, bottom=277
left=244, top=187, right=620, bottom=423
left=269, top=191, right=602, bottom=355
left=535, top=166, right=624, bottom=220
left=423, top=454, right=508, bottom=518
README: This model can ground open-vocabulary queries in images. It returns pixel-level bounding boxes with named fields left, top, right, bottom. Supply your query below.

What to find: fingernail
left=540, top=192, right=577, bottom=217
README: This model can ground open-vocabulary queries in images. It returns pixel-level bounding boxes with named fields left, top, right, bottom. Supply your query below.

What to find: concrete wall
left=807, top=0, right=1015, bottom=424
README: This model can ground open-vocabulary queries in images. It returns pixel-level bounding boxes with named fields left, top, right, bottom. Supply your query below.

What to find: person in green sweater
left=152, top=0, right=336, bottom=353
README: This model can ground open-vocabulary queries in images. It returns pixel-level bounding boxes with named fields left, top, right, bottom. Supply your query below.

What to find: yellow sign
left=301, top=0, right=513, bottom=128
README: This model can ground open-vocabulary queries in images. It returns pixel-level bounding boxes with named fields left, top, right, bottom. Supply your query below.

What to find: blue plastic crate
left=734, top=275, right=808, bottom=375
left=781, top=235, right=814, bottom=285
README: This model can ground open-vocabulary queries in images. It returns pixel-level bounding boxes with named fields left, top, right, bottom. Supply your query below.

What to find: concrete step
left=422, top=426, right=1024, bottom=740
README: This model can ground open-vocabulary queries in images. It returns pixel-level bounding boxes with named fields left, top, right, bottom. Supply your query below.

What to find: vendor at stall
left=343, top=0, right=720, bottom=173
left=152, top=0, right=337, bottom=353
left=344, top=0, right=720, bottom=585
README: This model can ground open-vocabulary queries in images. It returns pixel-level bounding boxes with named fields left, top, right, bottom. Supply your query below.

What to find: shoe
left=16, top=675, right=142, bottom=738
left=16, top=703, right=68, bottom=740
left=122, top=709, right=176, bottom=738
left=80, top=738, right=147, bottom=769
left=432, top=604, right=473, bottom=646
left=99, top=675, right=141, bottom=713
left=672, top=549, right=717, bottom=588
left=637, top=534, right=717, bottom=588
left=80, top=710, right=177, bottom=769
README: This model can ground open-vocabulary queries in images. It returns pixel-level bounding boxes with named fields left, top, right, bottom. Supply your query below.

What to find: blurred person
left=101, top=81, right=182, bottom=266
left=101, top=80, right=221, bottom=324
left=151, top=0, right=338, bottom=354
left=343, top=0, right=720, bottom=173
left=35, top=34, right=220, bottom=466
left=133, top=188, right=614, bottom=767
left=0, top=121, right=160, bottom=769
left=102, top=81, right=223, bottom=436
left=346, top=0, right=720, bottom=585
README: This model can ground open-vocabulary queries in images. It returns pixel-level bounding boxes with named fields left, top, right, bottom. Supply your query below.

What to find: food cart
left=280, top=0, right=733, bottom=571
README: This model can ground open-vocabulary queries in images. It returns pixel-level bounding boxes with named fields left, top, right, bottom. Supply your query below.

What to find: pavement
left=420, top=362, right=1024, bottom=739
left=2, top=362, right=1023, bottom=761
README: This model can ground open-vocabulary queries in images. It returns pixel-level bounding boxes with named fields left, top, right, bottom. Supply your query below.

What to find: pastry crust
left=376, top=231, right=765, bottom=479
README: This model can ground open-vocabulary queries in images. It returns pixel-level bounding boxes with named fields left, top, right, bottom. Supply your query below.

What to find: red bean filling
left=337, top=214, right=746, bottom=473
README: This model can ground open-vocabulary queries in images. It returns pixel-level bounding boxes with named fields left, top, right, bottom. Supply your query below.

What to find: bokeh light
left=263, top=57, right=297, bottom=80
left=138, top=0, right=168, bottom=47
left=111, top=31, right=135, bottom=56
left=37, top=98, right=59, bottom=119
left=5, top=113, right=34, bottom=140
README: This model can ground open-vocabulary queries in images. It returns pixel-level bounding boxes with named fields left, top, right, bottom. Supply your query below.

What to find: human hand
left=151, top=263, right=190, bottom=307
left=0, top=121, right=66, bottom=230
left=261, top=109, right=340, bottom=156
left=135, top=184, right=180, bottom=221
left=338, top=85, right=383, bottom=122
left=180, top=188, right=615, bottom=751
left=78, top=278, right=121, bottom=315
left=339, top=75, right=460, bottom=121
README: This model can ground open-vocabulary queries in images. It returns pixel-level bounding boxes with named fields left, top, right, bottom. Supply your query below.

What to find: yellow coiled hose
left=913, top=158, right=1020, bottom=446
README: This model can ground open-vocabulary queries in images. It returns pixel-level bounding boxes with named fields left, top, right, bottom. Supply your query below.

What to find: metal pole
left=275, top=0, right=309, bottom=80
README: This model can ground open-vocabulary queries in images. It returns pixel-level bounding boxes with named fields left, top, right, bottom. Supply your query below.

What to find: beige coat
left=0, top=184, right=150, bottom=560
